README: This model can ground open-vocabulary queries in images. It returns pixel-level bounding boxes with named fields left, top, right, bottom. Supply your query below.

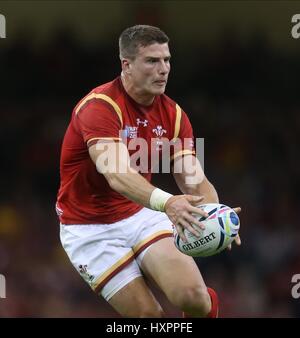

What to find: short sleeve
left=75, top=100, right=122, bottom=147
left=178, top=110, right=194, bottom=141
left=171, top=109, right=196, bottom=161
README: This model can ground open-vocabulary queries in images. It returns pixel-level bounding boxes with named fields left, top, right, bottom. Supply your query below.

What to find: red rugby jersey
left=56, top=77, right=195, bottom=224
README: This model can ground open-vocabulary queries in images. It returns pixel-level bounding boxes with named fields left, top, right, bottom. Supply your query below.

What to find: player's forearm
left=182, top=178, right=219, bottom=204
left=104, top=170, right=156, bottom=208
left=90, top=142, right=172, bottom=210
left=175, top=173, right=219, bottom=203
left=173, top=155, right=219, bottom=203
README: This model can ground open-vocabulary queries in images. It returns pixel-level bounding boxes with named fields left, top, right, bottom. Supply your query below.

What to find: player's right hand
left=164, top=195, right=209, bottom=242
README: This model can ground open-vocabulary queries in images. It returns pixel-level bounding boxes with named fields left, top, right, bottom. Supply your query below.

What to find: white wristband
left=149, top=188, right=173, bottom=212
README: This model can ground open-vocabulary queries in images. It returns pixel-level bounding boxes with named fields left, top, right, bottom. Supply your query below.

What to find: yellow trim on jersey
left=173, top=104, right=182, bottom=139
left=87, top=137, right=122, bottom=146
left=75, top=93, right=123, bottom=128
left=92, top=251, right=134, bottom=291
left=171, top=149, right=195, bottom=161
left=133, top=230, right=174, bottom=254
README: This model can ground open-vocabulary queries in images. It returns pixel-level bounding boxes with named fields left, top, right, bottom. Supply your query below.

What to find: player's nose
left=158, top=60, right=170, bottom=74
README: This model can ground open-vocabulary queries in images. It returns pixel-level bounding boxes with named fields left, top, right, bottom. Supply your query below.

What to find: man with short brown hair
left=57, top=25, right=240, bottom=318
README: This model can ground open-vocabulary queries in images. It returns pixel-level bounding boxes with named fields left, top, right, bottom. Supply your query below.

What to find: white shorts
left=60, top=207, right=174, bottom=301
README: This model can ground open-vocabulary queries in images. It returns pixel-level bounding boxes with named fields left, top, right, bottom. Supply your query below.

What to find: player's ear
left=121, top=58, right=131, bottom=74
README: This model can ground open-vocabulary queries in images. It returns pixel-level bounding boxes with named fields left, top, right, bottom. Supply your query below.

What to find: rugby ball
left=174, top=203, right=240, bottom=257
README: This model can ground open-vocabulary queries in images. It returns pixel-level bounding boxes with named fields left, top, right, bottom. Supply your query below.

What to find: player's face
left=130, top=43, right=171, bottom=96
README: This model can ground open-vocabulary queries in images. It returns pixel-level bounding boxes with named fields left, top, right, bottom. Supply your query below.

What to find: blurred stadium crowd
left=0, top=26, right=299, bottom=317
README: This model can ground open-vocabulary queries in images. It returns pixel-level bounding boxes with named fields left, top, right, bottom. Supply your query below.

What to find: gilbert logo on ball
left=174, top=203, right=240, bottom=257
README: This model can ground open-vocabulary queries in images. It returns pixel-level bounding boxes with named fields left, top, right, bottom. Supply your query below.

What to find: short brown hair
left=119, top=25, right=169, bottom=60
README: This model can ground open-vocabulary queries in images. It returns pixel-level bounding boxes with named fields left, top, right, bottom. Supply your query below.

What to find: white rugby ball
left=174, top=203, right=240, bottom=257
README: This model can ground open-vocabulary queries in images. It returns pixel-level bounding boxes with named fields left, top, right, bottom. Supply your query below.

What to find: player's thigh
left=140, top=237, right=207, bottom=300
left=108, top=276, right=164, bottom=318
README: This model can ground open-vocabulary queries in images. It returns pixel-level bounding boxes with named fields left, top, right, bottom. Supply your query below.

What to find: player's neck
left=121, top=73, right=155, bottom=106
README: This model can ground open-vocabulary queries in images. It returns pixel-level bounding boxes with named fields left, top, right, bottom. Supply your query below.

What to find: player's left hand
left=227, top=207, right=242, bottom=251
